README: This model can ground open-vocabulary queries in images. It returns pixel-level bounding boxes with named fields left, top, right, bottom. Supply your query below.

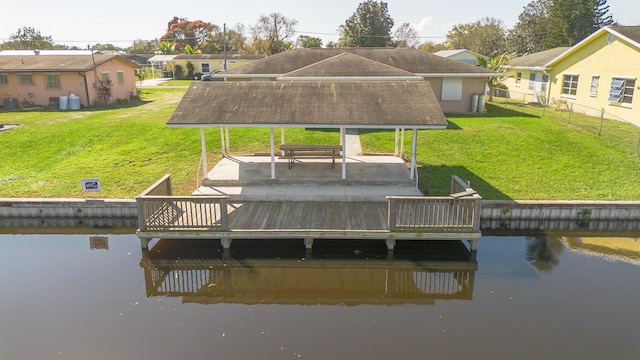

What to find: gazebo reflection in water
left=139, top=239, right=477, bottom=305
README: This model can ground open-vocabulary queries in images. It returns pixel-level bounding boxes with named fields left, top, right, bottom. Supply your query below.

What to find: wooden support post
left=467, top=239, right=478, bottom=251
left=400, top=129, right=405, bottom=156
left=270, top=128, right=276, bottom=179
left=394, top=128, right=399, bottom=156
left=410, top=128, right=417, bottom=180
left=221, top=237, right=232, bottom=249
left=225, top=128, right=230, bottom=155
left=304, top=238, right=314, bottom=249
left=220, top=128, right=225, bottom=155
left=200, top=128, right=208, bottom=179
left=140, top=237, right=150, bottom=249
left=385, top=238, right=396, bottom=251
left=341, top=128, right=346, bottom=179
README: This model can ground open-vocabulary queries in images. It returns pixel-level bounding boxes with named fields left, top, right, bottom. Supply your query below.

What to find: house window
left=0, top=73, right=8, bottom=86
left=528, top=72, right=537, bottom=91
left=562, top=74, right=579, bottom=96
left=101, top=71, right=110, bottom=82
left=18, top=73, right=34, bottom=86
left=201, top=63, right=211, bottom=73
left=117, top=71, right=125, bottom=86
left=441, top=77, right=463, bottom=101
left=590, top=76, right=599, bottom=97
left=608, top=77, right=635, bottom=105
left=515, top=72, right=522, bottom=86
left=44, top=73, right=61, bottom=90
left=541, top=74, right=549, bottom=93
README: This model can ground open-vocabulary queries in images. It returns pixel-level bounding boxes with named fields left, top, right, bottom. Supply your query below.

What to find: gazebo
left=167, top=79, right=448, bottom=181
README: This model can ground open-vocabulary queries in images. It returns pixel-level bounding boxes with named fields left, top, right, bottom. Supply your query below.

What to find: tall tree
left=393, top=23, right=419, bottom=48
left=91, top=43, right=123, bottom=52
left=1, top=27, right=54, bottom=50
left=250, top=13, right=298, bottom=55
left=160, top=17, right=217, bottom=53
left=296, top=35, right=323, bottom=48
left=446, top=18, right=506, bottom=56
left=542, top=0, right=614, bottom=48
left=338, top=1, right=395, bottom=47
left=201, top=24, right=248, bottom=54
left=417, top=41, right=448, bottom=53
left=127, top=39, right=157, bottom=54
left=594, top=0, right=614, bottom=27
left=507, top=0, right=551, bottom=56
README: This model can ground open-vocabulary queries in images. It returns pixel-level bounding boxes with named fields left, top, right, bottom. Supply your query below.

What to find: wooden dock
left=136, top=174, right=482, bottom=252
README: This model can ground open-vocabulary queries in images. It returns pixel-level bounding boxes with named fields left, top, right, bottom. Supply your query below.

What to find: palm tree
left=158, top=41, right=176, bottom=55
left=183, top=44, right=201, bottom=55
left=476, top=53, right=510, bottom=101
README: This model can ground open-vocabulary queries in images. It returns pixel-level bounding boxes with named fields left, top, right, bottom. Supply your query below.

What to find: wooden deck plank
left=224, top=201, right=388, bottom=231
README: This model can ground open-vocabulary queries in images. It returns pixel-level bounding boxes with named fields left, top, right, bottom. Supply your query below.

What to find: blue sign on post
left=81, top=178, right=102, bottom=192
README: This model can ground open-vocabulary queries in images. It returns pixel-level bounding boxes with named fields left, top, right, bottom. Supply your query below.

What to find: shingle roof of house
left=167, top=81, right=447, bottom=129
left=507, top=47, right=570, bottom=68
left=609, top=26, right=640, bottom=47
left=222, top=48, right=495, bottom=77
left=279, top=52, right=420, bottom=79
left=0, top=54, right=136, bottom=71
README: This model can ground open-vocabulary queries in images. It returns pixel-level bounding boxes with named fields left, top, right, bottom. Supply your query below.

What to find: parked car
left=201, top=70, right=224, bottom=82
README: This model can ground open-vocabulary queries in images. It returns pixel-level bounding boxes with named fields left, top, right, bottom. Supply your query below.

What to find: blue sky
left=2, top=0, right=638, bottom=48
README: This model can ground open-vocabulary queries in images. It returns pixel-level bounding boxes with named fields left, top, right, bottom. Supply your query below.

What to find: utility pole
left=223, top=23, right=227, bottom=71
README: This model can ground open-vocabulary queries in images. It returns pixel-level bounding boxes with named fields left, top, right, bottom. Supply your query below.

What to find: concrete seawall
left=2, top=198, right=640, bottom=232
left=0, top=198, right=137, bottom=228
left=482, top=200, right=640, bottom=232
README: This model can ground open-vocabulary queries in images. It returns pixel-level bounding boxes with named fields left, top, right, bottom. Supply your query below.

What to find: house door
left=529, top=72, right=543, bottom=102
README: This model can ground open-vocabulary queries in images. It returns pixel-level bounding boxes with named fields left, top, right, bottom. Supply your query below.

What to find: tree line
left=0, top=0, right=616, bottom=57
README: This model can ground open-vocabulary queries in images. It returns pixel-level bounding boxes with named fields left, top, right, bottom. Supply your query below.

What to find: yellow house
left=149, top=54, right=266, bottom=79
left=502, top=47, right=569, bottom=104
left=545, top=26, right=640, bottom=126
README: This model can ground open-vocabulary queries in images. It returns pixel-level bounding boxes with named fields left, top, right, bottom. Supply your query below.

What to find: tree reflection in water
left=525, top=235, right=563, bottom=272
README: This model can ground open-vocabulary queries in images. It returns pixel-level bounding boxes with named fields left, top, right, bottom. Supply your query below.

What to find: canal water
left=1, top=232, right=639, bottom=359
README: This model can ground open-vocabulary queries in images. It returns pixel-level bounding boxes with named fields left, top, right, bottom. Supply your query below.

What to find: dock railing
left=388, top=176, right=482, bottom=232
left=136, top=174, right=229, bottom=232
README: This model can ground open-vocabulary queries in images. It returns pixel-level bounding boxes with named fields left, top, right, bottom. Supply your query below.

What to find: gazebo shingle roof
left=167, top=81, right=447, bottom=129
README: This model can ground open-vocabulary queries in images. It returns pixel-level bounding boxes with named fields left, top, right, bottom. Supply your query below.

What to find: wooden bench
left=280, top=144, right=342, bottom=169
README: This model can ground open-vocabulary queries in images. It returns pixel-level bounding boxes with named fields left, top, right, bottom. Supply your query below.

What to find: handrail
left=387, top=194, right=481, bottom=232
left=137, top=195, right=229, bottom=232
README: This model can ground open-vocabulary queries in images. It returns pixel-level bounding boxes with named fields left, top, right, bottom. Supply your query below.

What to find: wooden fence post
left=387, top=197, right=396, bottom=231
left=220, top=198, right=229, bottom=231
left=598, top=108, right=605, bottom=136
left=568, top=103, right=573, bottom=124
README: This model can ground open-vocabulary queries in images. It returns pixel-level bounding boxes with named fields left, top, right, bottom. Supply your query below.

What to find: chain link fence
left=491, top=88, right=640, bottom=156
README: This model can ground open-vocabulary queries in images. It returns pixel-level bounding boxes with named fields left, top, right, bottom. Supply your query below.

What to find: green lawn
left=1, top=88, right=639, bottom=200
